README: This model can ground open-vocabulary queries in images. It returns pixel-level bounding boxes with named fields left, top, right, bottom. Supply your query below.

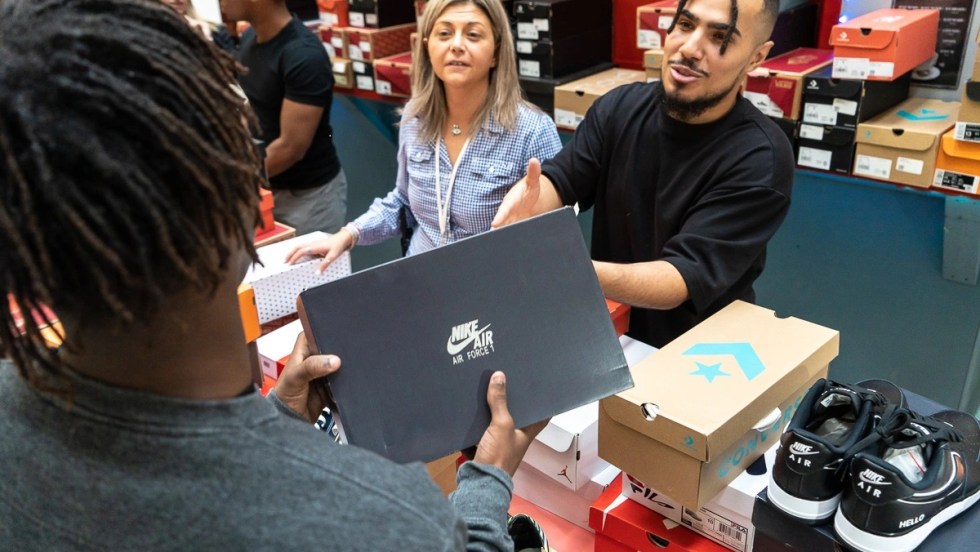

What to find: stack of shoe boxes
left=933, top=41, right=980, bottom=196
left=514, top=0, right=614, bottom=115
left=797, top=68, right=910, bottom=174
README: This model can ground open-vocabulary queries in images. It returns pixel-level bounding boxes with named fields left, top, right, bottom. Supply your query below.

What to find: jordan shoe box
left=751, top=390, right=979, bottom=552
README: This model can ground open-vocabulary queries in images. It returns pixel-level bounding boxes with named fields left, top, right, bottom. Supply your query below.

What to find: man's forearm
left=264, top=138, right=304, bottom=178
left=593, top=260, right=689, bottom=310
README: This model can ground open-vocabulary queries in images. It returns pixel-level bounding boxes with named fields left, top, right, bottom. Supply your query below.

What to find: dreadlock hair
left=0, top=0, right=263, bottom=389
left=667, top=0, right=780, bottom=55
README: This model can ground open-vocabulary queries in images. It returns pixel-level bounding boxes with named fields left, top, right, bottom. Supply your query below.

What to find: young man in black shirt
left=493, top=0, right=793, bottom=347
left=226, top=0, right=347, bottom=234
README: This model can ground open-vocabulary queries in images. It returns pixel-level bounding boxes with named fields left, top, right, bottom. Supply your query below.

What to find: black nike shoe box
left=801, top=67, right=911, bottom=130
left=796, top=124, right=855, bottom=174
left=297, top=208, right=633, bottom=464
left=752, top=389, right=979, bottom=552
left=516, top=26, right=612, bottom=79
left=513, top=0, right=611, bottom=42
left=348, top=0, right=415, bottom=28
left=519, top=61, right=614, bottom=115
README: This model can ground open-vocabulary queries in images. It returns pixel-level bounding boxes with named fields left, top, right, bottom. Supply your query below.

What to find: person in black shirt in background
left=225, top=0, right=347, bottom=234
left=493, top=0, right=794, bottom=348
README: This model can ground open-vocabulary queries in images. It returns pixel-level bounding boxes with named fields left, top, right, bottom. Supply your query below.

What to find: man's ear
left=748, top=40, right=774, bottom=72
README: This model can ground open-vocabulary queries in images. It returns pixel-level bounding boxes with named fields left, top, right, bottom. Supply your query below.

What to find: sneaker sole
left=767, top=473, right=840, bottom=523
left=833, top=490, right=980, bottom=552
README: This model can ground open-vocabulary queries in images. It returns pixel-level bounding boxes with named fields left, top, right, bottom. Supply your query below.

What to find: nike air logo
left=446, top=323, right=491, bottom=355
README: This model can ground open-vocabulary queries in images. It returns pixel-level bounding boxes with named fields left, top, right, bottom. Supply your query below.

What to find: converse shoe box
left=513, top=0, right=612, bottom=42
left=519, top=61, right=614, bottom=115
left=751, top=391, right=980, bottom=552
left=552, top=68, right=646, bottom=130
left=599, top=301, right=839, bottom=509
left=801, top=67, right=911, bottom=130
left=347, top=0, right=414, bottom=28
left=591, top=475, right=731, bottom=552
left=743, top=48, right=834, bottom=121
left=852, top=98, right=960, bottom=188
left=298, top=208, right=633, bottom=464
left=796, top=124, right=855, bottom=174
left=830, top=8, right=939, bottom=81
left=933, top=130, right=980, bottom=195
left=516, top=26, right=612, bottom=79
left=621, top=444, right=779, bottom=552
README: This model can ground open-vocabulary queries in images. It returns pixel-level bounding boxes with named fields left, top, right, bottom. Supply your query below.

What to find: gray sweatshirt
left=0, top=361, right=514, bottom=551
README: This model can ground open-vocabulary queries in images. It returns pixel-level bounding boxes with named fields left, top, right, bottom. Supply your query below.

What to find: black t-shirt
left=238, top=17, right=340, bottom=190
left=543, top=81, right=794, bottom=348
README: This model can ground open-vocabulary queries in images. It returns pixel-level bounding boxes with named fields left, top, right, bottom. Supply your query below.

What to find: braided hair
left=0, top=0, right=263, bottom=388
left=667, top=0, right=780, bottom=55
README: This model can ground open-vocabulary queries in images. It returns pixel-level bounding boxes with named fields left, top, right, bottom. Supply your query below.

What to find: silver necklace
left=451, top=123, right=462, bottom=136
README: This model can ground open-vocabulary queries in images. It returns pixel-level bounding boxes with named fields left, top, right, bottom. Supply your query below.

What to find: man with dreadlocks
left=226, top=0, right=348, bottom=235
left=493, top=0, right=792, bottom=349
left=0, top=1, right=544, bottom=549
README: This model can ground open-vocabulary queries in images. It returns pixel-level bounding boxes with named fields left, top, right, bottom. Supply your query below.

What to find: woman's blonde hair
left=407, top=0, right=527, bottom=142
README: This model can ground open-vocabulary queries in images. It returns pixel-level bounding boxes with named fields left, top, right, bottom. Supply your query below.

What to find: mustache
left=667, top=58, right=709, bottom=77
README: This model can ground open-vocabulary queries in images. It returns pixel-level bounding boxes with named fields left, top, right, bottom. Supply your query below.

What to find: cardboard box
left=852, top=98, right=960, bottom=188
left=373, top=51, right=412, bottom=97
left=517, top=26, right=612, bottom=79
left=519, top=61, right=615, bottom=115
left=591, top=477, right=731, bottom=552
left=347, top=0, right=414, bottom=28
left=643, top=48, right=664, bottom=70
left=513, top=462, right=620, bottom=530
left=801, top=66, right=911, bottom=129
left=317, top=0, right=349, bottom=27
left=345, top=22, right=415, bottom=62
left=830, top=8, right=940, bottom=81
left=646, top=68, right=662, bottom=82
left=954, top=80, right=980, bottom=142
left=796, top=124, right=855, bottom=174
left=318, top=25, right=347, bottom=60
left=254, top=221, right=296, bottom=247
left=552, top=68, right=646, bottom=129
left=513, top=0, right=612, bottom=42
left=424, top=452, right=458, bottom=496
left=238, top=284, right=261, bottom=344
left=613, top=0, right=655, bottom=70
left=636, top=0, right=678, bottom=50
left=351, top=59, right=375, bottom=91
left=623, top=444, right=778, bottom=552
left=242, top=231, right=351, bottom=324
left=933, top=130, right=980, bottom=195
left=332, top=57, right=354, bottom=89
left=598, top=301, right=839, bottom=509
left=743, top=48, right=833, bottom=120
left=255, top=319, right=303, bottom=380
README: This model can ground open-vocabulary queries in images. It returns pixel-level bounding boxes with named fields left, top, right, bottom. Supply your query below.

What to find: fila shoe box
left=347, top=0, right=414, bottom=29
left=801, top=67, right=911, bottom=130
left=552, top=68, right=646, bottom=130
left=591, top=476, right=730, bottom=552
left=516, top=26, right=612, bottom=79
left=622, top=444, right=778, bottom=552
left=852, top=98, right=960, bottom=188
left=373, top=51, right=412, bottom=98
left=513, top=0, right=612, bottom=43
left=830, top=8, right=939, bottom=82
left=751, top=391, right=980, bottom=552
left=743, top=48, right=833, bottom=121
left=599, top=301, right=839, bottom=509
left=636, top=0, right=678, bottom=50
left=933, top=130, right=980, bottom=195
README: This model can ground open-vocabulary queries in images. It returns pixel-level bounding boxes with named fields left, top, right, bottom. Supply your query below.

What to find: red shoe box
left=346, top=22, right=416, bottom=62
left=606, top=299, right=630, bottom=337
left=612, top=0, right=653, bottom=70
left=742, top=48, right=833, bottom=121
left=636, top=0, right=678, bottom=51
left=373, top=51, right=413, bottom=97
left=318, top=25, right=347, bottom=60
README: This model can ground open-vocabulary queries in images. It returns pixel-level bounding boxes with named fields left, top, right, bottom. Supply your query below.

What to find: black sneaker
left=507, top=513, right=550, bottom=552
left=833, top=408, right=980, bottom=552
left=768, top=379, right=905, bottom=523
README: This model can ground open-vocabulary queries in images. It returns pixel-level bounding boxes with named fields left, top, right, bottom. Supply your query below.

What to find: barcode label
left=854, top=155, right=891, bottom=180
left=799, top=124, right=825, bottom=141
left=833, top=57, right=870, bottom=79
left=519, top=59, right=540, bottom=78
left=798, top=147, right=832, bottom=171
left=517, top=22, right=538, bottom=40
left=934, top=170, right=979, bottom=193
left=355, top=75, right=373, bottom=90
left=637, top=30, right=661, bottom=49
left=954, top=122, right=980, bottom=142
left=516, top=41, right=532, bottom=54
left=554, top=108, right=578, bottom=129
left=896, top=156, right=924, bottom=176
left=658, top=15, right=673, bottom=29
left=349, top=12, right=365, bottom=27
left=533, top=18, right=549, bottom=32
left=375, top=80, right=391, bottom=95
left=868, top=61, right=895, bottom=78
left=804, top=103, right=837, bottom=126
left=834, top=98, right=858, bottom=117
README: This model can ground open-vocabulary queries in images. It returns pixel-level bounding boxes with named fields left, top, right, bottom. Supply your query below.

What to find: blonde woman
left=287, top=0, right=561, bottom=270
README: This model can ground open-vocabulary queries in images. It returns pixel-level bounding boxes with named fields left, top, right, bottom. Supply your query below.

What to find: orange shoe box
left=606, top=299, right=630, bottom=337
left=830, top=8, right=939, bottom=81
left=933, top=130, right=980, bottom=195
left=258, top=188, right=275, bottom=232
left=238, top=283, right=261, bottom=344
left=636, top=1, right=678, bottom=51
left=317, top=0, right=349, bottom=28
left=373, top=51, right=413, bottom=97
left=742, top=48, right=833, bottom=121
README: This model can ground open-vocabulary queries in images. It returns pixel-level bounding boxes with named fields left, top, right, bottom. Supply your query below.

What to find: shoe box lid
left=599, top=301, right=839, bottom=508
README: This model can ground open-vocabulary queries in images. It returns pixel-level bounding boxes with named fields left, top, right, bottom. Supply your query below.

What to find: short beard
left=663, top=77, right=741, bottom=122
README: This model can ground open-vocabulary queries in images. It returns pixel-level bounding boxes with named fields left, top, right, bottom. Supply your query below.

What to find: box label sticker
left=349, top=12, right=365, bottom=27
left=637, top=30, right=661, bottom=49
left=517, top=22, right=538, bottom=40
left=322, top=13, right=338, bottom=26
left=854, top=155, right=892, bottom=179
left=954, top=122, right=980, bottom=142
left=361, top=41, right=372, bottom=53
left=683, top=507, right=748, bottom=552
left=744, top=91, right=784, bottom=118
left=868, top=61, right=895, bottom=79
left=516, top=40, right=532, bottom=54
left=658, top=15, right=673, bottom=29
left=366, top=13, right=378, bottom=26
left=352, top=61, right=366, bottom=73
left=331, top=36, right=344, bottom=49
left=833, top=98, right=858, bottom=117
left=804, top=103, right=838, bottom=125
left=375, top=80, right=391, bottom=96
left=349, top=45, right=364, bottom=61
left=533, top=18, right=549, bottom=32
left=519, top=59, right=541, bottom=78
left=332, top=61, right=347, bottom=73
left=934, top=170, right=979, bottom=193
left=799, top=124, right=825, bottom=141
left=798, top=147, right=832, bottom=171
left=832, top=57, right=870, bottom=79
left=895, top=156, right=924, bottom=175
left=356, top=75, right=373, bottom=90
left=554, top=108, right=578, bottom=129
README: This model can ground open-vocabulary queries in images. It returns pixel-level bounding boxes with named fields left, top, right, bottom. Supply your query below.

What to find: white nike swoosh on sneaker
left=446, top=324, right=491, bottom=355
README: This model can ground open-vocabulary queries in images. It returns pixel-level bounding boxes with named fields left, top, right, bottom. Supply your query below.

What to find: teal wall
left=330, top=97, right=980, bottom=412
